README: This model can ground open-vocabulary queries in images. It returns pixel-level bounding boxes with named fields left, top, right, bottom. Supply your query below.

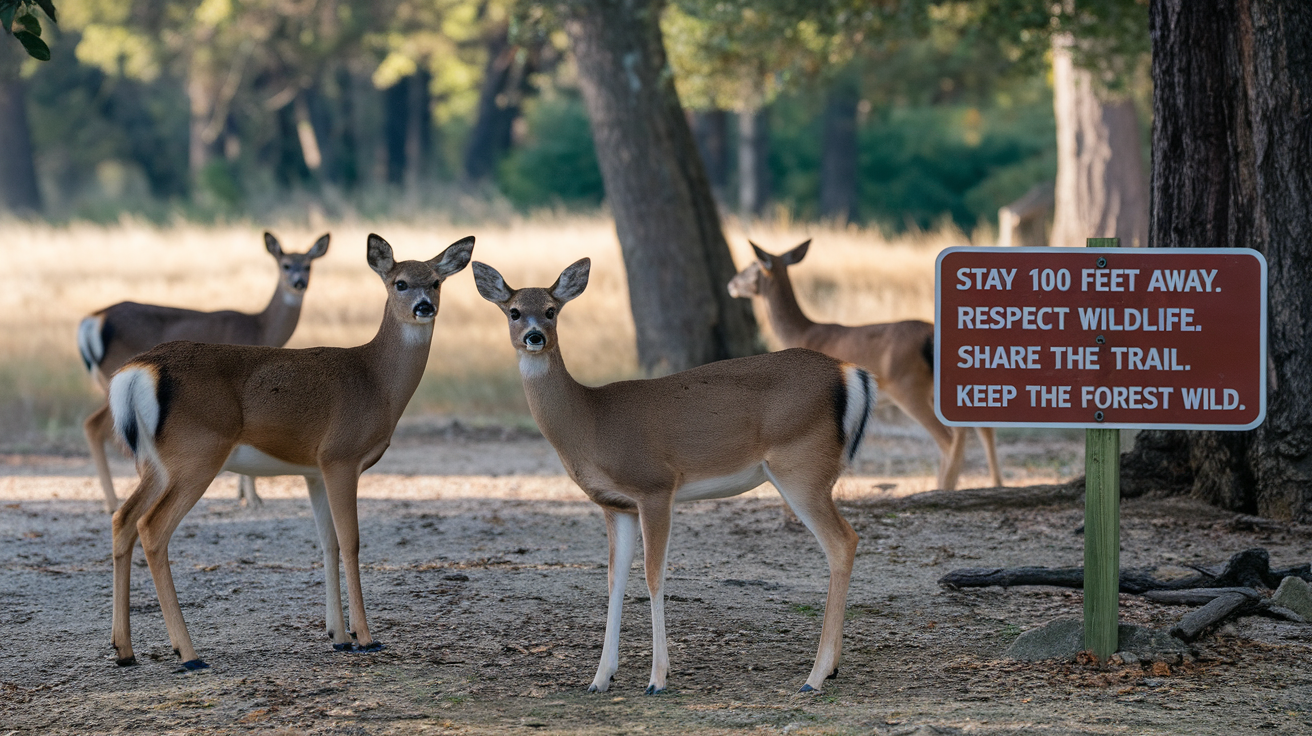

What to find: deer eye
left=395, top=280, right=409, bottom=292
left=509, top=308, right=521, bottom=321
left=282, top=264, right=290, bottom=270
left=545, top=308, right=556, bottom=319
left=432, top=281, right=441, bottom=290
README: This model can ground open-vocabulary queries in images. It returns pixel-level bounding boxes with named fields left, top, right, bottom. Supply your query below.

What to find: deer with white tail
left=107, top=234, right=473, bottom=670
left=728, top=240, right=1003, bottom=491
left=78, top=232, right=329, bottom=512
left=473, top=257, right=870, bottom=694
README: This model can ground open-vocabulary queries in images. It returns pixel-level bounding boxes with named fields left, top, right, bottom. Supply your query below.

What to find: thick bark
left=0, top=42, right=40, bottom=214
left=736, top=105, right=769, bottom=218
left=1123, top=0, right=1312, bottom=521
left=564, top=0, right=759, bottom=374
left=187, top=51, right=220, bottom=187
left=1049, top=34, right=1149, bottom=248
left=819, top=78, right=859, bottom=222
left=385, top=72, right=431, bottom=188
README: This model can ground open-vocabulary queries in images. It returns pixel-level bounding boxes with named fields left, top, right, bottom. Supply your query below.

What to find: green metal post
left=1084, top=236, right=1121, bottom=659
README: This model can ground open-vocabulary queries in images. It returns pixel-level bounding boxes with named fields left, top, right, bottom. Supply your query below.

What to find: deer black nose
left=524, top=330, right=545, bottom=347
left=292, top=278, right=308, bottom=290
left=413, top=301, right=435, bottom=318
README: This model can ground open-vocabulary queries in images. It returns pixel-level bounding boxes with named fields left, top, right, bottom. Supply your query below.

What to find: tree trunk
left=1048, top=34, right=1149, bottom=248
left=819, top=77, right=859, bottom=222
left=736, top=105, right=769, bottom=218
left=691, top=109, right=728, bottom=199
left=0, top=42, right=41, bottom=214
left=564, top=0, right=760, bottom=374
left=464, top=23, right=524, bottom=182
left=1121, top=0, right=1312, bottom=521
left=187, top=51, right=219, bottom=189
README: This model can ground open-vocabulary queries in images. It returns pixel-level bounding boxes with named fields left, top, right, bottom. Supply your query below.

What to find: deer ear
left=307, top=233, right=330, bottom=259
left=366, top=234, right=395, bottom=279
left=550, top=258, right=590, bottom=303
left=780, top=239, right=811, bottom=266
left=749, top=241, right=776, bottom=270
left=472, top=261, right=513, bottom=304
left=265, top=232, right=284, bottom=257
left=431, top=236, right=475, bottom=278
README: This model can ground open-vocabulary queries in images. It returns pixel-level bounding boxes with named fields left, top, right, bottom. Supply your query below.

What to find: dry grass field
left=0, top=215, right=969, bottom=452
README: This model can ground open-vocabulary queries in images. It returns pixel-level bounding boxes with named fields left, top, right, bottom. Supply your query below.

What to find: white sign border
left=932, top=246, right=1268, bottom=431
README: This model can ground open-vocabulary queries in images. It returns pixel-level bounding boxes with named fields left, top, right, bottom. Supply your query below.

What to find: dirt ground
left=2, top=418, right=1311, bottom=735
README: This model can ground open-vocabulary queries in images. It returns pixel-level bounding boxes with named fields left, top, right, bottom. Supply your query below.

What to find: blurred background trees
left=0, top=0, right=1138, bottom=233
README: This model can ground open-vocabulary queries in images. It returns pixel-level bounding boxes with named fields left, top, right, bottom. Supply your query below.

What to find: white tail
left=80, top=232, right=329, bottom=512
left=728, top=239, right=1004, bottom=490
left=106, top=234, right=473, bottom=671
left=475, top=257, right=869, bottom=694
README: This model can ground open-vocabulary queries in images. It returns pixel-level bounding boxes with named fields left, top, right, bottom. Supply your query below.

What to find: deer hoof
left=587, top=684, right=600, bottom=693
left=333, top=642, right=355, bottom=652
left=355, top=641, right=386, bottom=653
left=799, top=683, right=817, bottom=693
left=644, top=684, right=665, bottom=695
left=178, top=659, right=209, bottom=672
left=115, top=655, right=138, bottom=667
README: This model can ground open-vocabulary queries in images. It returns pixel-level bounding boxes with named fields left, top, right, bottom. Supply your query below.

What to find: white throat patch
left=519, top=353, right=550, bottom=379
left=400, top=322, right=434, bottom=347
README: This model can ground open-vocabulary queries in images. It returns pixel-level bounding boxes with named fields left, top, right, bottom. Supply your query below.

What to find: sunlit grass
left=0, top=213, right=974, bottom=452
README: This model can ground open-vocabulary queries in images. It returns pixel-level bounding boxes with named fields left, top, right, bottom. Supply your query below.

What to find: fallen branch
left=876, top=482, right=1082, bottom=512
left=1170, top=591, right=1259, bottom=642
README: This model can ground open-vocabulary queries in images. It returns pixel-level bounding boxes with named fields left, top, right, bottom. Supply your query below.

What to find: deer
left=727, top=240, right=1003, bottom=491
left=106, top=234, right=474, bottom=671
left=473, top=258, right=871, bottom=694
left=77, top=232, right=330, bottom=512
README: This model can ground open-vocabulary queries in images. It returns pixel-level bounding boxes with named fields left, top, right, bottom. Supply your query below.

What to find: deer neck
left=760, top=271, right=817, bottom=347
left=256, top=284, right=305, bottom=347
left=517, top=349, right=590, bottom=446
left=361, top=311, right=435, bottom=423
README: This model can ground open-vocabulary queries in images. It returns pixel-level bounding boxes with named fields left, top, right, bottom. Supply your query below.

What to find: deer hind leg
left=110, top=464, right=169, bottom=666
left=237, top=475, right=263, bottom=508
left=136, top=451, right=228, bottom=669
left=764, top=462, right=858, bottom=692
left=636, top=496, right=675, bottom=694
left=590, top=509, right=638, bottom=693
left=887, top=390, right=964, bottom=491
left=305, top=474, right=349, bottom=647
left=975, top=427, right=1003, bottom=487
left=85, top=403, right=120, bottom=513
left=322, top=465, right=380, bottom=651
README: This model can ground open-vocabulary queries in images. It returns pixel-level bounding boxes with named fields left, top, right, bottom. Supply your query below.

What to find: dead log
left=1143, top=587, right=1263, bottom=605
left=877, top=482, right=1083, bottom=512
left=940, top=548, right=1311, bottom=593
left=1170, top=591, right=1260, bottom=642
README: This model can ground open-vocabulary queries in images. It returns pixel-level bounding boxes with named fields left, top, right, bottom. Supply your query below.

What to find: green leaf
left=34, top=0, right=55, bottom=23
left=14, top=29, right=49, bottom=60
left=0, top=4, right=16, bottom=34
left=16, top=9, right=39, bottom=36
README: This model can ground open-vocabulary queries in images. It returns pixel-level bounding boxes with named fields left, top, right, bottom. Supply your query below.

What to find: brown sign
left=934, top=247, right=1266, bottom=429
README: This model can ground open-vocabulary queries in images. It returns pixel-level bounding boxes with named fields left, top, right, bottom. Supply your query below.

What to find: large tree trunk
left=464, top=23, right=524, bottom=182
left=564, top=0, right=759, bottom=374
left=1048, top=34, right=1149, bottom=248
left=187, top=51, right=219, bottom=190
left=1121, top=0, right=1312, bottom=521
left=691, top=109, right=728, bottom=200
left=385, top=72, right=431, bottom=189
left=0, top=42, right=41, bottom=215
left=736, top=105, right=769, bottom=218
left=819, top=77, right=859, bottom=222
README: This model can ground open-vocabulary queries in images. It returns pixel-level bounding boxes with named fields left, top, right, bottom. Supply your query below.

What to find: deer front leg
left=237, top=475, right=263, bottom=508
left=975, top=427, right=1003, bottom=487
left=590, top=509, right=637, bottom=693
left=637, top=497, right=675, bottom=694
left=84, top=404, right=119, bottom=513
left=305, top=474, right=349, bottom=647
left=323, top=465, right=380, bottom=651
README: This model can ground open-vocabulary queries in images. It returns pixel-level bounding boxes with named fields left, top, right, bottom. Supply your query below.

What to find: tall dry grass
left=0, top=214, right=975, bottom=451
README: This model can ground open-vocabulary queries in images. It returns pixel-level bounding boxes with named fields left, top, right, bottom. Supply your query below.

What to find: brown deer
left=107, top=234, right=474, bottom=670
left=78, top=232, right=329, bottom=511
left=474, top=258, right=870, bottom=693
left=728, top=240, right=1003, bottom=491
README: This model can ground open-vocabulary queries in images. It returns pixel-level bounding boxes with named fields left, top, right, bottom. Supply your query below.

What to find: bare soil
left=2, top=421, right=1310, bottom=735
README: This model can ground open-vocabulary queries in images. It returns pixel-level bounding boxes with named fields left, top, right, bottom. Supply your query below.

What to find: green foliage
left=3, top=0, right=57, bottom=60
left=496, top=94, right=603, bottom=210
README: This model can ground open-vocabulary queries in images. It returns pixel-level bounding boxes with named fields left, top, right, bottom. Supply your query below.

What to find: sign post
left=1083, top=237, right=1120, bottom=659
left=934, top=243, right=1266, bottom=660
